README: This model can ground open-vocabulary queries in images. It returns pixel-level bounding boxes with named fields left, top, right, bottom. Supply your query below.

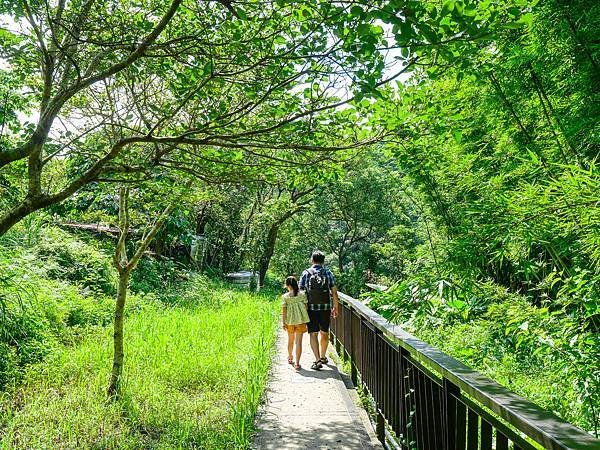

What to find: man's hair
left=311, top=250, right=325, bottom=264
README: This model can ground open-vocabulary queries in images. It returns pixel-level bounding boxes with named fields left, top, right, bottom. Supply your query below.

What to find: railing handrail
left=337, top=292, right=599, bottom=450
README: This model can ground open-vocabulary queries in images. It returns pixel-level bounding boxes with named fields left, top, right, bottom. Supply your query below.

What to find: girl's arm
left=282, top=306, right=288, bottom=329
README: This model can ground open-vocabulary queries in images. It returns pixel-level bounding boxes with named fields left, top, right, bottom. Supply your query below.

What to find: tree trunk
left=107, top=268, right=130, bottom=397
left=528, top=64, right=571, bottom=163
left=488, top=72, right=536, bottom=147
left=338, top=251, right=344, bottom=273
left=106, top=185, right=181, bottom=398
left=257, top=203, right=310, bottom=286
left=259, top=223, right=280, bottom=287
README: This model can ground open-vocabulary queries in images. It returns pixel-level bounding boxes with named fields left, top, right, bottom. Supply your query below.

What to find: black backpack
left=306, top=268, right=330, bottom=305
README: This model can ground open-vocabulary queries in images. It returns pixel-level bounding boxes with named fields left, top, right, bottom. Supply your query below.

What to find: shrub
left=394, top=290, right=600, bottom=433
left=335, top=265, right=369, bottom=298
left=34, top=227, right=117, bottom=295
left=130, top=257, right=182, bottom=294
left=0, top=235, right=120, bottom=388
left=0, top=259, right=59, bottom=389
left=65, top=295, right=115, bottom=327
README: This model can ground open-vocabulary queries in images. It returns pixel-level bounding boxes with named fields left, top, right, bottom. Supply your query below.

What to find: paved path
left=253, top=330, right=383, bottom=449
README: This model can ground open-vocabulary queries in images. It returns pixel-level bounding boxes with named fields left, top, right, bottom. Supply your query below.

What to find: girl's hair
left=285, top=276, right=299, bottom=296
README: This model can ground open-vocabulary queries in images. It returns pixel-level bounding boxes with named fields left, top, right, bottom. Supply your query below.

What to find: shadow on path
left=253, top=331, right=381, bottom=450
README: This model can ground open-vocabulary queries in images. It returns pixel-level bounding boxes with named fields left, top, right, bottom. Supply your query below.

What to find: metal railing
left=330, top=292, right=599, bottom=450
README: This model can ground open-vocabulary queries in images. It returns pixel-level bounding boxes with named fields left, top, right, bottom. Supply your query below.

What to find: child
left=281, top=276, right=309, bottom=371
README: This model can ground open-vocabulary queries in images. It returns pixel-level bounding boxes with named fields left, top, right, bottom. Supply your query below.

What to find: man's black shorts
left=307, top=309, right=331, bottom=333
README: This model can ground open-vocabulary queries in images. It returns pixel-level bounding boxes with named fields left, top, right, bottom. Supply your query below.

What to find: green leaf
left=418, top=23, right=438, bottom=43
left=442, top=0, right=455, bottom=14
left=518, top=12, right=534, bottom=27
left=235, top=7, right=248, bottom=20
left=350, top=5, right=364, bottom=17
left=527, top=149, right=539, bottom=165
left=463, top=5, right=477, bottom=17
left=356, top=23, right=372, bottom=37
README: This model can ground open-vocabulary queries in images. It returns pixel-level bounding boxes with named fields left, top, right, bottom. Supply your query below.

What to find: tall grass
left=0, top=234, right=128, bottom=390
left=0, top=288, right=277, bottom=449
left=228, top=332, right=273, bottom=448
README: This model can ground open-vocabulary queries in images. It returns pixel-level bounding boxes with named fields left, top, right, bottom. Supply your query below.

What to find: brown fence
left=330, top=292, right=599, bottom=450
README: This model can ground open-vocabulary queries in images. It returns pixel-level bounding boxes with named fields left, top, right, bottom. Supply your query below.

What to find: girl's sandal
left=319, top=357, right=329, bottom=364
left=287, top=356, right=294, bottom=365
left=294, top=364, right=301, bottom=371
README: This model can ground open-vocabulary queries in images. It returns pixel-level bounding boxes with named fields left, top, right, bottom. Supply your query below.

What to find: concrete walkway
left=253, top=330, right=383, bottom=450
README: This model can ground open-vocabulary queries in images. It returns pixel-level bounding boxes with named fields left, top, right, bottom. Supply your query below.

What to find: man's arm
left=331, top=286, right=339, bottom=319
left=326, top=269, right=339, bottom=318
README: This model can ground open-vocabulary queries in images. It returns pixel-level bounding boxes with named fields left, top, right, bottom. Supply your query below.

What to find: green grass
left=0, top=222, right=279, bottom=448
left=0, top=287, right=277, bottom=449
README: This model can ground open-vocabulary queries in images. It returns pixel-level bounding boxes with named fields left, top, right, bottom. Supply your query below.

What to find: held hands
left=331, top=307, right=338, bottom=319
left=283, top=323, right=288, bottom=330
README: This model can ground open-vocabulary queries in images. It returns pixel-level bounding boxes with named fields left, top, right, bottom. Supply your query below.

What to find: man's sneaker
left=311, top=360, right=323, bottom=370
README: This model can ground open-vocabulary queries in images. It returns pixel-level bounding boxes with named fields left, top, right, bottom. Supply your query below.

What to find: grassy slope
left=417, top=320, right=584, bottom=427
left=1, top=289, right=277, bottom=449
left=367, top=288, right=599, bottom=434
left=0, top=225, right=278, bottom=449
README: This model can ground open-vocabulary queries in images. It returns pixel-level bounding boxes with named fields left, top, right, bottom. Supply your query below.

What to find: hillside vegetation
left=0, top=224, right=277, bottom=449
left=1, top=0, right=598, bottom=444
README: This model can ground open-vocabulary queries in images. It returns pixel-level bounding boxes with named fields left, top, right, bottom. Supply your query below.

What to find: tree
left=268, top=155, right=417, bottom=294
left=254, top=185, right=316, bottom=286
left=380, top=0, right=600, bottom=300
left=0, top=0, right=380, bottom=235
left=107, top=176, right=202, bottom=396
left=108, top=186, right=173, bottom=396
left=0, top=0, right=529, bottom=237
left=361, top=0, right=600, bottom=432
left=313, top=162, right=402, bottom=273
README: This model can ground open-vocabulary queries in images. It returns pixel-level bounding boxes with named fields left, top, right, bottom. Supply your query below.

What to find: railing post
left=374, top=327, right=386, bottom=446
left=398, top=346, right=409, bottom=445
left=444, top=378, right=460, bottom=450
left=344, top=304, right=351, bottom=362
left=350, top=355, right=358, bottom=386
left=350, top=313, right=358, bottom=386
left=333, top=302, right=341, bottom=355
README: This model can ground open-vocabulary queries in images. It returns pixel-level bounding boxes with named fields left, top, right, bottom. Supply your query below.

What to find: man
left=299, top=250, right=339, bottom=370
